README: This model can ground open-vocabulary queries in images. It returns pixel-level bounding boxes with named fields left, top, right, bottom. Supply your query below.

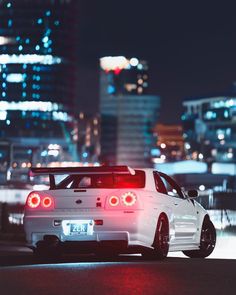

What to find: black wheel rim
left=157, top=218, right=169, bottom=254
left=200, top=224, right=216, bottom=252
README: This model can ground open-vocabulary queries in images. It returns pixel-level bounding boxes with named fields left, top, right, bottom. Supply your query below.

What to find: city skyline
left=77, top=1, right=236, bottom=123
left=0, top=0, right=79, bottom=182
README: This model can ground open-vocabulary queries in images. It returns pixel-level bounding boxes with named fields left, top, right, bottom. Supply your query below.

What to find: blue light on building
left=0, top=0, right=79, bottom=181
left=182, top=94, right=236, bottom=163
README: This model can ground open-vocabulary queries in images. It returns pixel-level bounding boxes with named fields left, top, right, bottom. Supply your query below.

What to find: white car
left=24, top=166, right=216, bottom=259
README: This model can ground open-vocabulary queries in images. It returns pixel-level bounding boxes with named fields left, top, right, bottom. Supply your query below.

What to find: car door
left=158, top=172, right=198, bottom=244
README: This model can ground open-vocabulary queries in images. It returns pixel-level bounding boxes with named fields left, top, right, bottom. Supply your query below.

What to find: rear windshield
left=56, top=170, right=145, bottom=189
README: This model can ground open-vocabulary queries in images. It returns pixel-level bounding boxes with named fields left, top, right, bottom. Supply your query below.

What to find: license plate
left=62, top=220, right=94, bottom=236
left=70, top=223, right=88, bottom=235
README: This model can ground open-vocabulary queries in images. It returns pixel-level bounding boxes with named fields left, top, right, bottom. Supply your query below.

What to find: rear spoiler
left=30, top=166, right=135, bottom=189
left=31, top=166, right=135, bottom=175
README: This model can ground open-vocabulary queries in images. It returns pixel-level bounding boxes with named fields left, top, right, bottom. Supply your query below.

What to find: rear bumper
left=24, top=210, right=150, bottom=250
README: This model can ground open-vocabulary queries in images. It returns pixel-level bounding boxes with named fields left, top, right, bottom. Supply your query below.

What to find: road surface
left=0, top=242, right=235, bottom=295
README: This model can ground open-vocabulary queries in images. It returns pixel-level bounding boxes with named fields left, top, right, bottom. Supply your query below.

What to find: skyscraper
left=0, top=0, right=78, bottom=181
left=182, top=94, right=236, bottom=164
left=100, top=56, right=160, bottom=168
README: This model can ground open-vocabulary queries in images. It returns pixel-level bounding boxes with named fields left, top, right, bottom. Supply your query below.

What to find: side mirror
left=187, top=189, right=198, bottom=199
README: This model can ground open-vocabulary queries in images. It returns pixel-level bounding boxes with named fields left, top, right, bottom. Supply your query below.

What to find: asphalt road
left=0, top=243, right=236, bottom=295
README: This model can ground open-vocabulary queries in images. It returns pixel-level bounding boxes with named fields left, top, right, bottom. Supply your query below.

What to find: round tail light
left=122, top=192, right=137, bottom=206
left=27, top=192, right=41, bottom=208
left=42, top=196, right=53, bottom=208
left=109, top=195, right=119, bottom=207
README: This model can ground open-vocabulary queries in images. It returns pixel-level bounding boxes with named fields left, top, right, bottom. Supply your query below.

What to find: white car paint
left=24, top=168, right=208, bottom=253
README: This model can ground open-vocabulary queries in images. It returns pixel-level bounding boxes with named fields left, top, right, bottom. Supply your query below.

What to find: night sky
left=77, top=1, right=236, bottom=124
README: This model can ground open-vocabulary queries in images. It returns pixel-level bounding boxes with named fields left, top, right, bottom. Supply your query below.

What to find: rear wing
left=30, top=166, right=136, bottom=189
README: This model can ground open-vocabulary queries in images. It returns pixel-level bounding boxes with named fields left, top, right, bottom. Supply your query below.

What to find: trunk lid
left=49, top=188, right=111, bottom=209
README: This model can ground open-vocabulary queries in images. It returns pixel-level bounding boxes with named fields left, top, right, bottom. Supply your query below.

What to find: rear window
left=56, top=170, right=145, bottom=189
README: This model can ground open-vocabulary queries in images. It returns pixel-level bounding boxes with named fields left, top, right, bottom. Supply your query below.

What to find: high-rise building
left=182, top=93, right=236, bottom=163
left=100, top=56, right=160, bottom=168
left=77, top=112, right=100, bottom=164
left=0, top=0, right=78, bottom=182
left=153, top=124, right=185, bottom=163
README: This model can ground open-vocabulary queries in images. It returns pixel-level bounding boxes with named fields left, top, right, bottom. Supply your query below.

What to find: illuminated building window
left=82, top=152, right=88, bottom=158
left=2, top=92, right=6, bottom=97
left=35, top=45, right=40, bottom=51
left=8, top=20, right=12, bottom=27
left=52, top=111, right=70, bottom=122
left=107, top=85, right=115, bottom=94
left=100, top=56, right=129, bottom=71
left=18, top=45, right=23, bottom=51
left=7, top=3, right=12, bottom=8
left=79, top=112, right=84, bottom=119
left=143, top=82, right=148, bottom=87
left=204, top=110, right=217, bottom=120
left=6, top=73, right=24, bottom=83
left=25, top=38, right=30, bottom=44
left=224, top=110, right=229, bottom=118
left=54, top=21, right=60, bottom=26
left=42, top=36, right=49, bottom=43
left=37, top=18, right=43, bottom=24
left=46, top=11, right=51, bottom=16
left=137, top=64, right=143, bottom=70
left=0, top=111, right=7, bottom=120
left=137, top=87, right=143, bottom=94
left=0, top=101, right=61, bottom=112
left=0, top=54, right=62, bottom=65
left=124, top=83, right=137, bottom=92
left=130, top=57, right=139, bottom=67
left=137, top=79, right=143, bottom=85
left=46, top=28, right=51, bottom=35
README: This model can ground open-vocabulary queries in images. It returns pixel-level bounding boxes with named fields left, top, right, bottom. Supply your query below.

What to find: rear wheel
left=142, top=214, right=169, bottom=260
left=183, top=219, right=216, bottom=258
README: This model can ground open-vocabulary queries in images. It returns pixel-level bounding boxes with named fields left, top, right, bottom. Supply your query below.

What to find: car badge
left=76, top=199, right=82, bottom=204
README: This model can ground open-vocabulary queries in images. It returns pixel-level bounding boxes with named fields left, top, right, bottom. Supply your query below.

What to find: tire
left=142, top=214, right=169, bottom=260
left=183, top=219, right=216, bottom=258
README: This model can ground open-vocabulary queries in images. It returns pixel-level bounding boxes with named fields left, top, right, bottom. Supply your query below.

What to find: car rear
left=24, top=167, right=148, bottom=254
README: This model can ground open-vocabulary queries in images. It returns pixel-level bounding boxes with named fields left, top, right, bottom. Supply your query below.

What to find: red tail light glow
left=26, top=192, right=54, bottom=209
left=42, top=196, right=53, bottom=208
left=122, top=192, right=137, bottom=206
left=27, top=192, right=41, bottom=208
left=109, top=195, right=119, bottom=207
